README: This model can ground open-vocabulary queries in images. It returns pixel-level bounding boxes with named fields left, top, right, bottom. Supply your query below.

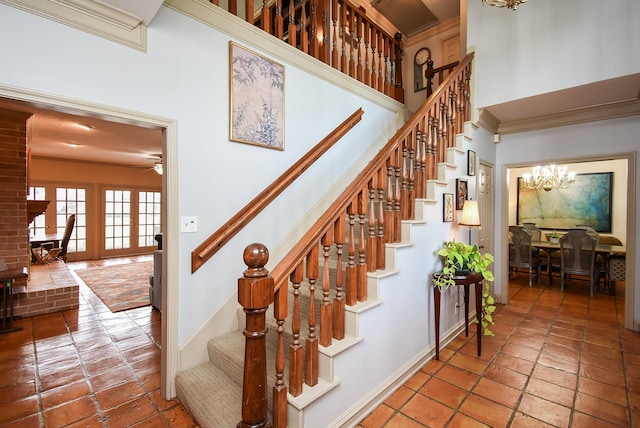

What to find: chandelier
left=522, top=164, right=576, bottom=192
left=482, top=0, right=528, bottom=10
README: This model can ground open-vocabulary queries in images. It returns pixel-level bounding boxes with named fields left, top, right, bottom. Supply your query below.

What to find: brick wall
left=0, top=108, right=32, bottom=286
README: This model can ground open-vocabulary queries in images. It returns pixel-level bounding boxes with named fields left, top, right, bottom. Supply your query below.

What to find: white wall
left=468, top=0, right=640, bottom=109
left=0, top=3, right=403, bottom=348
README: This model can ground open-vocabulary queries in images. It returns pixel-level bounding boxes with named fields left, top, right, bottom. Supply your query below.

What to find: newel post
left=237, top=243, right=274, bottom=428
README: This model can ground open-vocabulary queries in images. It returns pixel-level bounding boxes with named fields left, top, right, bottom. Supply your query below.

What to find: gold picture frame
left=229, top=42, right=285, bottom=150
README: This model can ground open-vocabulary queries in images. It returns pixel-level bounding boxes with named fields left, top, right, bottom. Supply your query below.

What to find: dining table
left=530, top=239, right=626, bottom=288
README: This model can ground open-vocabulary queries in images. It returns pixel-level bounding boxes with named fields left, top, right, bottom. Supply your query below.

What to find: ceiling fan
left=143, top=153, right=163, bottom=175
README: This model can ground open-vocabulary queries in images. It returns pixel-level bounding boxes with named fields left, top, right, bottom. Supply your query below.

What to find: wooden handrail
left=191, top=108, right=364, bottom=273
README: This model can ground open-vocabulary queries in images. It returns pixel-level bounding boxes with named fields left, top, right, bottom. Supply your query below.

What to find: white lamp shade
left=459, top=200, right=480, bottom=227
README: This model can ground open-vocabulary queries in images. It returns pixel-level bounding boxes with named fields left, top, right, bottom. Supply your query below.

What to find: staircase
left=176, top=117, right=478, bottom=427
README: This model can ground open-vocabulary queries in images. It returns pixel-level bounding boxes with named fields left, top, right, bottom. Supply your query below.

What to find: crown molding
left=476, top=98, right=640, bottom=136
left=0, top=0, right=147, bottom=51
left=497, top=98, right=640, bottom=135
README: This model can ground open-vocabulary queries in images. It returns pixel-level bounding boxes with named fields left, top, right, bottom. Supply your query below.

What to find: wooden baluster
left=370, top=29, right=377, bottom=90
left=320, top=229, right=333, bottom=347
left=245, top=0, right=254, bottom=23
left=320, top=0, right=329, bottom=63
left=288, top=264, right=304, bottom=396
left=377, top=30, right=384, bottom=92
left=229, top=0, right=237, bottom=16
left=431, top=114, right=439, bottom=177
left=348, top=9, right=356, bottom=78
left=357, top=190, right=367, bottom=302
left=309, top=0, right=319, bottom=58
left=384, top=161, right=394, bottom=243
left=400, top=142, right=409, bottom=220
left=300, top=0, right=308, bottom=54
left=340, top=5, right=348, bottom=73
left=274, top=0, right=284, bottom=39
left=355, top=14, right=363, bottom=82
left=331, top=0, right=339, bottom=69
left=363, top=21, right=370, bottom=86
left=333, top=214, right=346, bottom=339
left=209, top=0, right=220, bottom=5
left=393, top=148, right=402, bottom=242
left=425, top=59, right=435, bottom=98
left=456, top=75, right=465, bottom=135
left=261, top=0, right=270, bottom=33
left=345, top=202, right=357, bottom=306
left=407, top=140, right=415, bottom=219
left=305, top=246, right=318, bottom=387
left=288, top=0, right=297, bottom=48
left=237, top=243, right=273, bottom=428
left=449, top=87, right=457, bottom=138
left=366, top=179, right=377, bottom=272
left=393, top=32, right=404, bottom=103
left=376, top=167, right=386, bottom=270
left=447, top=88, right=455, bottom=146
left=382, top=36, right=390, bottom=96
left=418, top=129, right=430, bottom=187
left=273, top=282, right=287, bottom=427
left=413, top=127, right=424, bottom=199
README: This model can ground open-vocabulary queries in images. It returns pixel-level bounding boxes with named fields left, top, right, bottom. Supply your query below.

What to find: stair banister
left=230, top=53, right=474, bottom=428
left=191, top=108, right=364, bottom=273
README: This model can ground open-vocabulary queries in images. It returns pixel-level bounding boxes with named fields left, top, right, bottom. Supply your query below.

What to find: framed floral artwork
left=456, top=178, right=468, bottom=210
left=467, top=150, right=476, bottom=176
left=443, top=193, right=454, bottom=222
left=229, top=42, right=285, bottom=150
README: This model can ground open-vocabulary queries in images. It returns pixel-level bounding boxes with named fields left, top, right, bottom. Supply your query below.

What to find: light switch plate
left=181, top=216, right=197, bottom=233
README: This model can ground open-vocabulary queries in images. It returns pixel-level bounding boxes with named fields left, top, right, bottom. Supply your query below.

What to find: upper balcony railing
left=208, top=0, right=405, bottom=102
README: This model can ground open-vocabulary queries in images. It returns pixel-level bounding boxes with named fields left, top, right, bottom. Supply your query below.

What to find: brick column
left=0, top=108, right=32, bottom=281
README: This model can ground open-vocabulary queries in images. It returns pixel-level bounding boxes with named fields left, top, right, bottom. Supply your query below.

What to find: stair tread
left=175, top=362, right=242, bottom=428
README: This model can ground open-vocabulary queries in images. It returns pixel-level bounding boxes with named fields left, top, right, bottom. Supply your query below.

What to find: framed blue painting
left=517, top=172, right=613, bottom=232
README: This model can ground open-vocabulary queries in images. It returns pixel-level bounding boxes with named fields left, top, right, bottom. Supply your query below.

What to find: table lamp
left=459, top=200, right=481, bottom=244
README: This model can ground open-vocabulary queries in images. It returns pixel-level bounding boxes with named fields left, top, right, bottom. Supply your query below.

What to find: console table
left=432, top=272, right=483, bottom=360
left=0, top=267, right=27, bottom=333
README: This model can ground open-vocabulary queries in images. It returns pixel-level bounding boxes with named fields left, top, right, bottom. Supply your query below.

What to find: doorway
left=0, top=88, right=179, bottom=399
left=503, top=155, right=635, bottom=331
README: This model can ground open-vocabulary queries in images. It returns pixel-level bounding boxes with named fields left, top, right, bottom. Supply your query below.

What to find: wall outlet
left=181, top=216, right=197, bottom=233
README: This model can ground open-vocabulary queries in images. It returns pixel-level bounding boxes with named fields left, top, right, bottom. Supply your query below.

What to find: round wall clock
left=414, top=47, right=431, bottom=66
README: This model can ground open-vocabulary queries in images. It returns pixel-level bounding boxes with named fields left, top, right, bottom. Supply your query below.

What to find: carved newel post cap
left=243, top=243, right=269, bottom=278
left=239, top=243, right=274, bottom=308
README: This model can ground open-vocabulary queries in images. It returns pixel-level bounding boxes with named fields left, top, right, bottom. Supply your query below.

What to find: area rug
left=74, top=261, right=153, bottom=312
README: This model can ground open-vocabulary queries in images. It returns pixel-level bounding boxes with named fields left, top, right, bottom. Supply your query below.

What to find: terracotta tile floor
left=0, top=256, right=197, bottom=427
left=2, top=260, right=638, bottom=427
left=358, top=274, right=640, bottom=428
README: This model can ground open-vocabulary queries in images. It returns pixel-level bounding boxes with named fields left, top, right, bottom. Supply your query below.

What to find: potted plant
left=549, top=230, right=560, bottom=244
left=432, top=240, right=497, bottom=336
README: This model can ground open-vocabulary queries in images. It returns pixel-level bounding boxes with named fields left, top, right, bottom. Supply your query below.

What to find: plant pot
left=550, top=237, right=559, bottom=244
left=454, top=269, right=470, bottom=276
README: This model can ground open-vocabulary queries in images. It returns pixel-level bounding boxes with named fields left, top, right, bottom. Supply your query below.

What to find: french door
left=102, top=187, right=161, bottom=258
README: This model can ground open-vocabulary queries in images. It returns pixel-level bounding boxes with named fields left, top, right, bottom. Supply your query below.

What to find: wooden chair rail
left=191, top=108, right=364, bottom=273
left=236, top=53, right=474, bottom=428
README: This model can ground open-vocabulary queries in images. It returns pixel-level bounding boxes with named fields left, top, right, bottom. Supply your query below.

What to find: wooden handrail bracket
left=191, top=108, right=364, bottom=273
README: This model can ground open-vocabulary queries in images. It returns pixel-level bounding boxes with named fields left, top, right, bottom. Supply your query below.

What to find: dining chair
left=30, top=214, right=75, bottom=264
left=559, top=228, right=597, bottom=297
left=508, top=226, right=541, bottom=287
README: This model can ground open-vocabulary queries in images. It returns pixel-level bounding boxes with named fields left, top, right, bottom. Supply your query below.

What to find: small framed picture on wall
left=467, top=150, right=476, bottom=176
left=456, top=179, right=468, bottom=210
left=443, top=193, right=454, bottom=222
